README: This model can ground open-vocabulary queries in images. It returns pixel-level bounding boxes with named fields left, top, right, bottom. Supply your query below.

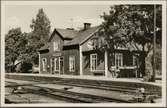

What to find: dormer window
left=53, top=41, right=59, bottom=51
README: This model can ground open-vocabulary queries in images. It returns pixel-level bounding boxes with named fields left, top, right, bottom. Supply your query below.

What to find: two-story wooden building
left=39, top=23, right=144, bottom=78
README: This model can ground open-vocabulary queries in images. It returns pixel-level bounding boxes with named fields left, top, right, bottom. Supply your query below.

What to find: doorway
left=59, top=57, right=64, bottom=75
left=50, top=58, right=55, bottom=74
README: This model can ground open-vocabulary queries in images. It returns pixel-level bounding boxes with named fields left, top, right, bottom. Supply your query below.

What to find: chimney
left=66, top=28, right=74, bottom=30
left=84, top=23, right=91, bottom=30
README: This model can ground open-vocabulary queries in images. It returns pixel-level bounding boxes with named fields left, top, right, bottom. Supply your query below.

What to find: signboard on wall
left=52, top=53, right=62, bottom=57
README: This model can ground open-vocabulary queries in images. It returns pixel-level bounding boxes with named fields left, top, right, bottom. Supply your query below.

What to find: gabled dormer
left=40, top=28, right=78, bottom=53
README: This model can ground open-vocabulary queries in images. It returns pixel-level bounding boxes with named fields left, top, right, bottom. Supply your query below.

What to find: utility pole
left=152, top=4, right=156, bottom=82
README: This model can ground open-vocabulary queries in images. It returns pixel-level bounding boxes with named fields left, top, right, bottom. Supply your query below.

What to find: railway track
left=52, top=81, right=137, bottom=93
left=5, top=74, right=161, bottom=96
left=52, top=81, right=160, bottom=96
left=24, top=85, right=131, bottom=103
left=16, top=78, right=158, bottom=95
left=5, top=81, right=132, bottom=103
left=5, top=74, right=162, bottom=103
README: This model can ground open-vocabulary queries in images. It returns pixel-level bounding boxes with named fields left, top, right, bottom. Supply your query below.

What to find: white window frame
left=53, top=41, right=59, bottom=51
left=115, top=53, right=123, bottom=67
left=133, top=55, right=138, bottom=66
left=69, top=56, right=75, bottom=72
left=42, top=58, right=47, bottom=71
left=54, top=58, right=60, bottom=71
left=50, top=58, right=54, bottom=72
left=90, top=54, right=97, bottom=71
left=59, top=57, right=64, bottom=74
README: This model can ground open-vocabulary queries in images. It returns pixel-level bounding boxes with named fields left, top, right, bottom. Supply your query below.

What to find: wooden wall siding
left=49, top=33, right=64, bottom=53
left=40, top=53, right=52, bottom=74
left=108, top=50, right=134, bottom=67
left=82, top=51, right=105, bottom=75
left=81, top=33, right=104, bottom=52
left=123, top=52, right=133, bottom=66
left=63, top=48, right=80, bottom=75
left=40, top=31, right=65, bottom=74
left=40, top=52, right=65, bottom=74
left=107, top=50, right=143, bottom=78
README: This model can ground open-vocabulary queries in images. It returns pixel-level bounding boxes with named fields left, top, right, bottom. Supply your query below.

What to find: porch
left=80, top=49, right=143, bottom=78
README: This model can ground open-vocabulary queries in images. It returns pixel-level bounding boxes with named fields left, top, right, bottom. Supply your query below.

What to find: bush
left=20, top=62, right=33, bottom=73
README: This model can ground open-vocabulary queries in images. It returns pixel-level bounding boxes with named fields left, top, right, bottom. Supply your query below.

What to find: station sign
left=52, top=52, right=62, bottom=57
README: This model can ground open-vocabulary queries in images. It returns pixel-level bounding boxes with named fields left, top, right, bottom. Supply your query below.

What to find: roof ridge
left=64, top=26, right=101, bottom=46
left=55, top=28, right=79, bottom=32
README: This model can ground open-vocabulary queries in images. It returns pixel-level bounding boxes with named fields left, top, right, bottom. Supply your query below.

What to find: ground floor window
left=133, top=55, right=138, bottom=66
left=90, top=54, right=97, bottom=71
left=109, top=53, right=115, bottom=66
left=42, top=58, right=47, bottom=71
left=115, top=53, right=123, bottom=67
left=50, top=58, right=54, bottom=73
left=54, top=58, right=59, bottom=71
left=69, top=56, right=75, bottom=72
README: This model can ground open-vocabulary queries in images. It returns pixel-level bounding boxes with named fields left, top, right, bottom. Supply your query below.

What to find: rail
left=6, top=81, right=132, bottom=103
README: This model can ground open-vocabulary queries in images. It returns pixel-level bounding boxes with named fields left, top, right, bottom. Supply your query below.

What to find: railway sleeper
left=21, top=85, right=131, bottom=103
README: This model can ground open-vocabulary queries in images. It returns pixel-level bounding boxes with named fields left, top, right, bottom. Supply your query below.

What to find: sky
left=5, top=5, right=111, bottom=33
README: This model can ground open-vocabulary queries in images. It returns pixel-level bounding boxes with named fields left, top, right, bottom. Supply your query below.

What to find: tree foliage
left=101, top=5, right=162, bottom=51
left=28, top=8, right=51, bottom=65
left=5, top=28, right=27, bottom=72
left=100, top=5, right=162, bottom=78
left=5, top=8, right=51, bottom=73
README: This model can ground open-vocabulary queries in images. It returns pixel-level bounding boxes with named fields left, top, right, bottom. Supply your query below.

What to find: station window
left=53, top=41, right=59, bottom=51
left=109, top=53, right=115, bottom=66
left=90, top=54, right=97, bottom=71
left=69, top=56, right=75, bottom=72
left=133, top=55, right=138, bottom=66
left=115, top=53, right=123, bottom=67
left=42, top=58, right=47, bottom=71
left=54, top=58, right=59, bottom=71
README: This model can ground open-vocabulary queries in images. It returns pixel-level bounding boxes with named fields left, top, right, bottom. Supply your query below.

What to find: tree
left=5, top=28, right=27, bottom=72
left=101, top=5, right=162, bottom=77
left=28, top=8, right=51, bottom=65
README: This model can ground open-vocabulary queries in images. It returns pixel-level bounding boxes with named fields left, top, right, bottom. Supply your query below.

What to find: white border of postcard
left=1, top=0, right=166, bottom=107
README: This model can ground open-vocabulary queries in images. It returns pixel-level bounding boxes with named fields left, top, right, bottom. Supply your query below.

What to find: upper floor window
left=53, top=41, right=59, bottom=51
left=69, top=56, right=75, bottom=72
left=90, top=54, right=97, bottom=71
left=42, top=58, right=47, bottom=71
left=115, top=53, right=123, bottom=67
left=87, top=38, right=98, bottom=50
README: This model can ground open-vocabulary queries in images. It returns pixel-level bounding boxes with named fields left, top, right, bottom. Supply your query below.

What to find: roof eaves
left=48, top=28, right=64, bottom=42
left=63, top=37, right=73, bottom=40
left=63, top=43, right=79, bottom=47
left=80, top=27, right=101, bottom=46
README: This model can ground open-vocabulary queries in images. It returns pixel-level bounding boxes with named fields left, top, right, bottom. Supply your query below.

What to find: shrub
left=20, top=62, right=33, bottom=73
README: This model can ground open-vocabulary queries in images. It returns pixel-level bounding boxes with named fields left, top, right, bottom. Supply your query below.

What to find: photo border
left=1, top=0, right=166, bottom=107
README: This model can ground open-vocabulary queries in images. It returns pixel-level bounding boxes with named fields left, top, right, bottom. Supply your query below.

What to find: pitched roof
left=126, top=42, right=143, bottom=51
left=64, top=26, right=100, bottom=46
left=39, top=43, right=50, bottom=51
left=39, top=26, right=100, bottom=51
left=49, top=28, right=78, bottom=41
left=56, top=28, right=78, bottom=39
left=115, top=41, right=143, bottom=51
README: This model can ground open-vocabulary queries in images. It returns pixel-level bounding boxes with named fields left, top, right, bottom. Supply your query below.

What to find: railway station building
left=39, top=23, right=145, bottom=78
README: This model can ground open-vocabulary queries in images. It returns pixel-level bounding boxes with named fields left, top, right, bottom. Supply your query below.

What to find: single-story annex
left=39, top=23, right=145, bottom=78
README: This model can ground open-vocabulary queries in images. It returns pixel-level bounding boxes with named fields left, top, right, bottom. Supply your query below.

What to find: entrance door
left=50, top=58, right=54, bottom=74
left=59, top=57, right=64, bottom=74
